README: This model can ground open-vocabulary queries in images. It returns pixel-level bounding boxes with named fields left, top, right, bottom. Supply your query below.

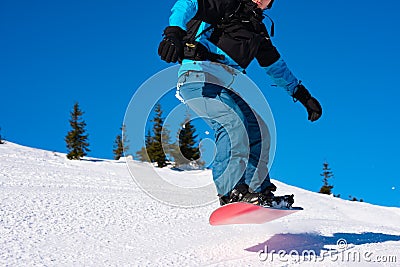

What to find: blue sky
left=1, top=0, right=399, bottom=207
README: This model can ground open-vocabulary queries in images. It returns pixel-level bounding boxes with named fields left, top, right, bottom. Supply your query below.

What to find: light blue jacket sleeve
left=263, top=57, right=300, bottom=96
left=169, top=0, right=199, bottom=31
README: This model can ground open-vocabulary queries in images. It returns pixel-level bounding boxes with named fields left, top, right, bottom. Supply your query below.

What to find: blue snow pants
left=177, top=70, right=274, bottom=196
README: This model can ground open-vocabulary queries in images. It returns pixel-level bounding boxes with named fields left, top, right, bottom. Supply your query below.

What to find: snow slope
left=1, top=142, right=399, bottom=266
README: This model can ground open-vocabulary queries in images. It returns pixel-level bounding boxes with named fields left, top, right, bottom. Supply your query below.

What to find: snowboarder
left=158, top=0, right=322, bottom=207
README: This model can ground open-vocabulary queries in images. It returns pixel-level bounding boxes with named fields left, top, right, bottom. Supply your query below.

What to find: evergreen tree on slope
left=148, top=104, right=169, bottom=167
left=319, top=161, right=334, bottom=195
left=170, top=114, right=202, bottom=167
left=113, top=125, right=129, bottom=160
left=65, top=102, right=90, bottom=160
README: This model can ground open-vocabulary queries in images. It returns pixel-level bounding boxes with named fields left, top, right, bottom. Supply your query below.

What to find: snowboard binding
left=219, top=184, right=295, bottom=209
left=263, top=194, right=294, bottom=209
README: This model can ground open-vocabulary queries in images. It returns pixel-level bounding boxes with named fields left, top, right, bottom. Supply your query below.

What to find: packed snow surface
left=1, top=142, right=399, bottom=266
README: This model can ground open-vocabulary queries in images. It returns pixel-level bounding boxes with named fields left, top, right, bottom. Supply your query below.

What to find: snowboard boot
left=219, top=183, right=295, bottom=208
left=263, top=183, right=277, bottom=198
left=219, top=184, right=268, bottom=206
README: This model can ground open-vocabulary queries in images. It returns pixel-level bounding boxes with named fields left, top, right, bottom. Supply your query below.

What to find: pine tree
left=136, top=147, right=149, bottom=161
left=135, top=104, right=173, bottom=167
left=319, top=161, right=334, bottom=195
left=0, top=127, right=4, bottom=144
left=148, top=104, right=169, bottom=167
left=113, top=125, right=129, bottom=160
left=136, top=129, right=152, bottom=162
left=179, top=116, right=200, bottom=161
left=170, top=114, right=202, bottom=167
left=349, top=195, right=364, bottom=202
left=65, top=102, right=90, bottom=160
left=113, top=135, right=123, bottom=160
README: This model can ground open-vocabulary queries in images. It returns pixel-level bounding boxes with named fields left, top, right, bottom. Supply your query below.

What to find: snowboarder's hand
left=158, top=26, right=186, bottom=63
left=292, top=84, right=322, bottom=122
left=304, top=96, right=322, bottom=122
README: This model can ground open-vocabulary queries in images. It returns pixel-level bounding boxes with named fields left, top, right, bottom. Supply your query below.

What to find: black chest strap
left=183, top=20, right=225, bottom=62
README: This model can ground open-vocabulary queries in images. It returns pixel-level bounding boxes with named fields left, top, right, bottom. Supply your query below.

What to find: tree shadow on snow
left=245, top=232, right=400, bottom=256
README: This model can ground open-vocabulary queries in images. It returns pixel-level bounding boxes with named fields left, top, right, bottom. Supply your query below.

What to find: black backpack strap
left=264, top=14, right=274, bottom=37
left=184, top=19, right=215, bottom=44
left=183, top=19, right=225, bottom=62
left=184, top=19, right=203, bottom=44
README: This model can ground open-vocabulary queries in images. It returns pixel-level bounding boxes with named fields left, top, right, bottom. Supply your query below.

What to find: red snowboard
left=209, top=202, right=303, bottom=226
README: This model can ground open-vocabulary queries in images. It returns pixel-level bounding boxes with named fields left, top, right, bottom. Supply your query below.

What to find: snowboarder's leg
left=177, top=71, right=249, bottom=196
left=225, top=90, right=275, bottom=193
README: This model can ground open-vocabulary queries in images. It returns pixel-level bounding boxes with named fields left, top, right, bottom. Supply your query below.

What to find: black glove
left=293, top=84, right=322, bottom=122
left=158, top=26, right=186, bottom=63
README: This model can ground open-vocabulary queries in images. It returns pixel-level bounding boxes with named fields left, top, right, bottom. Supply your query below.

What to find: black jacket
left=187, top=0, right=281, bottom=68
